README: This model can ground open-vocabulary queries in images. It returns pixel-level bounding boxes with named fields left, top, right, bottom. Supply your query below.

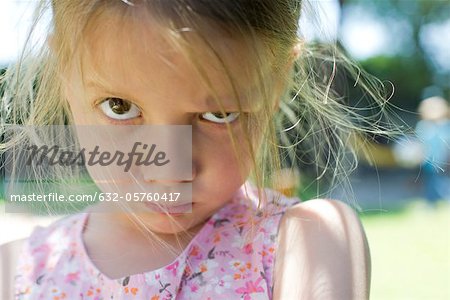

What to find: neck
left=84, top=202, right=206, bottom=246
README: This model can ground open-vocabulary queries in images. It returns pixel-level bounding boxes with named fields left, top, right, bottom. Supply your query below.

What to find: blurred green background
left=362, top=201, right=449, bottom=300
left=303, top=1, right=450, bottom=299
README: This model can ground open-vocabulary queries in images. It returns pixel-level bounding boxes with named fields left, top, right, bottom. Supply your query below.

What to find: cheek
left=195, top=128, right=255, bottom=175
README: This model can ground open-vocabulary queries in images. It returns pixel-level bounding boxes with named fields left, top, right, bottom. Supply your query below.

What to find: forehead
left=77, top=7, right=273, bottom=109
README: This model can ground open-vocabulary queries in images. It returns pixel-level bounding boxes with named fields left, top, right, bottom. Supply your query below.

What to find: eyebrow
left=84, top=79, right=138, bottom=104
left=84, top=78, right=255, bottom=111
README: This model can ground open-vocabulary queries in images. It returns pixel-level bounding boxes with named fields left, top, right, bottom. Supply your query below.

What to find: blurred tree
left=339, top=0, right=450, bottom=110
left=359, top=55, right=432, bottom=111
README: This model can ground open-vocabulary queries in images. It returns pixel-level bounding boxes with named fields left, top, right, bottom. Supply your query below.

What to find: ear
left=271, top=41, right=303, bottom=112
left=290, top=41, right=302, bottom=64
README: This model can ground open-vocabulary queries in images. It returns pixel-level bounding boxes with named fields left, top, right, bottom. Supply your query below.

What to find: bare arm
left=273, top=199, right=371, bottom=300
left=0, top=239, right=26, bottom=300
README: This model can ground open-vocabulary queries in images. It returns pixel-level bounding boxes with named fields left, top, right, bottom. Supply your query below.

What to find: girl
left=0, top=0, right=381, bottom=298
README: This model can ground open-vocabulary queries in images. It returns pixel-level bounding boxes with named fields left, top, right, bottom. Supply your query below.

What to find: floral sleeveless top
left=14, top=182, right=300, bottom=299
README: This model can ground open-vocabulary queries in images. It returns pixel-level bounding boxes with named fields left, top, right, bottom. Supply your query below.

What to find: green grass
left=361, top=200, right=450, bottom=300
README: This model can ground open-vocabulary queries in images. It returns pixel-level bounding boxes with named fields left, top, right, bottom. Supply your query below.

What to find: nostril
left=142, top=166, right=196, bottom=184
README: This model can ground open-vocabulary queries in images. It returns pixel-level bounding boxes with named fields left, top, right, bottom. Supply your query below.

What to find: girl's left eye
left=98, top=98, right=141, bottom=120
left=201, top=112, right=240, bottom=124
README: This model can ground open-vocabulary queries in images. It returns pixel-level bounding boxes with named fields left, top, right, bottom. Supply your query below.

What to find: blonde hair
left=1, top=0, right=396, bottom=244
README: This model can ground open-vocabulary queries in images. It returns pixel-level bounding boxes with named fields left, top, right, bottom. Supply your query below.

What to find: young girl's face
left=62, top=8, right=277, bottom=234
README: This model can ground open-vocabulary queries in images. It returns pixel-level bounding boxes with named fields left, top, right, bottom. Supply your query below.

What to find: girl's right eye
left=98, top=97, right=141, bottom=121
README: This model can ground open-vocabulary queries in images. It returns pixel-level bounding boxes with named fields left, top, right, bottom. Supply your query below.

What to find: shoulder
left=1, top=238, right=27, bottom=300
left=273, top=199, right=371, bottom=300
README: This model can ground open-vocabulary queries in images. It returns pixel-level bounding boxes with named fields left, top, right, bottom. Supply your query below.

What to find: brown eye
left=212, top=112, right=230, bottom=118
left=99, top=97, right=141, bottom=120
left=109, top=98, right=131, bottom=114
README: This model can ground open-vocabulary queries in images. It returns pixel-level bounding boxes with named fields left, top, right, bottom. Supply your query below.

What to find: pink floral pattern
left=15, top=182, right=299, bottom=299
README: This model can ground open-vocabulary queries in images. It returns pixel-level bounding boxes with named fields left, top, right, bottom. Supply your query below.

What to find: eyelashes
left=97, top=97, right=241, bottom=125
left=200, top=112, right=240, bottom=124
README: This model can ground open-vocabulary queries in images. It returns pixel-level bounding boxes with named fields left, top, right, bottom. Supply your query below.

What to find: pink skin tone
left=62, top=9, right=279, bottom=239
left=1, top=7, right=371, bottom=298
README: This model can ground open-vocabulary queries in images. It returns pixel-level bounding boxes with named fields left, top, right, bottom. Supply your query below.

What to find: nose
left=130, top=121, right=192, bottom=179
left=143, top=112, right=193, bottom=126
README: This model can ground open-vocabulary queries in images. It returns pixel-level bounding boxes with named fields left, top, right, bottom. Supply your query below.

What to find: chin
left=139, top=212, right=204, bottom=235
